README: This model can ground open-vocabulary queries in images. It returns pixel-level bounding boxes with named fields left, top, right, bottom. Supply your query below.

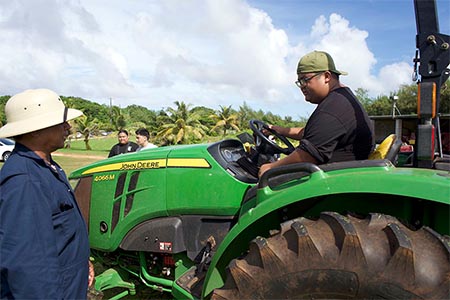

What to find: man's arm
left=258, top=148, right=317, bottom=177
left=108, top=144, right=117, bottom=157
left=0, top=177, right=61, bottom=299
left=268, top=125, right=304, bottom=140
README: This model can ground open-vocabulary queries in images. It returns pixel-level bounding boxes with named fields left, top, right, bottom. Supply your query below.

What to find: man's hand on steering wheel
left=249, top=120, right=295, bottom=155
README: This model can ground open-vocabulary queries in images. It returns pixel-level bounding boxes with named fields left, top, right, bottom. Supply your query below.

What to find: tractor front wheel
left=211, top=212, right=450, bottom=299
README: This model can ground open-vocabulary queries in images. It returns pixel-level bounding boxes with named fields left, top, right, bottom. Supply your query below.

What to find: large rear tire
left=211, top=212, right=450, bottom=299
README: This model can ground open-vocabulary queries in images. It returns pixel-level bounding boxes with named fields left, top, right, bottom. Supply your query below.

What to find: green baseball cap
left=297, top=50, right=348, bottom=75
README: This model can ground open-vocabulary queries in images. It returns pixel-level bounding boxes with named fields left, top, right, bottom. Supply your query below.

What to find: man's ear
left=323, top=71, right=333, bottom=83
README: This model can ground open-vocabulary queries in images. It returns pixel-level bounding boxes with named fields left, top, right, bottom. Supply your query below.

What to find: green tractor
left=70, top=0, right=450, bottom=299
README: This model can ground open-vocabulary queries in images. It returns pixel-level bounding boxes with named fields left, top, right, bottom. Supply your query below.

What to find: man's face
left=297, top=72, right=329, bottom=104
left=40, top=121, right=71, bottom=151
left=118, top=133, right=129, bottom=145
left=136, top=134, right=147, bottom=147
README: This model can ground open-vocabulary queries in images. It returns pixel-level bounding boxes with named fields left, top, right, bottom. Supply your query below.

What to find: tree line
left=355, top=82, right=450, bottom=116
left=0, top=81, right=448, bottom=149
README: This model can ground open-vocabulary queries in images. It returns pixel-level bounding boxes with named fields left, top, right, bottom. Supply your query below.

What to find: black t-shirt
left=299, top=87, right=374, bottom=164
left=108, top=142, right=139, bottom=158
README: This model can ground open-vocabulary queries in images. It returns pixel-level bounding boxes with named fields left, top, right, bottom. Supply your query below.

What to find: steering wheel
left=249, top=120, right=295, bottom=155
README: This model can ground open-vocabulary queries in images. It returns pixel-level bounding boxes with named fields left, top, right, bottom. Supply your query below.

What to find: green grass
left=59, top=135, right=116, bottom=154
left=54, top=136, right=113, bottom=175
left=53, top=155, right=106, bottom=176
left=0, top=136, right=114, bottom=174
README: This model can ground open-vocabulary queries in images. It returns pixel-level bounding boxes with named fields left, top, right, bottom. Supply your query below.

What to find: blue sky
left=0, top=0, right=449, bottom=118
left=250, top=0, right=449, bottom=70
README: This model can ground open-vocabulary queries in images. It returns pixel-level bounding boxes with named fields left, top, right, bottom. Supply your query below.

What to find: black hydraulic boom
left=413, top=0, right=450, bottom=168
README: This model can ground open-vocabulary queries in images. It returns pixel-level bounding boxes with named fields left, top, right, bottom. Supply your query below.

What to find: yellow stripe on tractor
left=81, top=158, right=210, bottom=175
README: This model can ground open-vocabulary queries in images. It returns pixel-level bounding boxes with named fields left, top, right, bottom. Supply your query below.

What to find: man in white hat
left=259, top=51, right=374, bottom=177
left=0, top=89, right=94, bottom=299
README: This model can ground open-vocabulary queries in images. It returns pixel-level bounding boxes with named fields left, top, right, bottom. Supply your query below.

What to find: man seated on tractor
left=259, top=51, right=374, bottom=177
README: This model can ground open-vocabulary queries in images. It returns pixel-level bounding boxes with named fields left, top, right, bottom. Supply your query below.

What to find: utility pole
left=110, top=97, right=113, bottom=126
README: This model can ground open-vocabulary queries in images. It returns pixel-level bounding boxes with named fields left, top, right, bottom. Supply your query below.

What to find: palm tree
left=73, top=115, right=99, bottom=150
left=156, top=101, right=208, bottom=145
left=238, top=102, right=257, bottom=129
left=110, top=106, right=126, bottom=130
left=209, top=105, right=240, bottom=137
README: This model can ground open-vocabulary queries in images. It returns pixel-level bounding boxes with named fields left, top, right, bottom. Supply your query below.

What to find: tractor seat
left=369, top=134, right=402, bottom=164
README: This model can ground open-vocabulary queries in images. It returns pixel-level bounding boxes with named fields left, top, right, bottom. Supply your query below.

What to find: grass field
left=0, top=136, right=114, bottom=175
left=54, top=136, right=113, bottom=175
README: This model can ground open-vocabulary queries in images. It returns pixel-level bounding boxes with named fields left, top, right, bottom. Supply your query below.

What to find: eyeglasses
left=295, top=72, right=324, bottom=88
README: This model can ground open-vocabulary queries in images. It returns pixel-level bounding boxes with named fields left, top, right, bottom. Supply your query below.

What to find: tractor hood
left=70, top=143, right=209, bottom=179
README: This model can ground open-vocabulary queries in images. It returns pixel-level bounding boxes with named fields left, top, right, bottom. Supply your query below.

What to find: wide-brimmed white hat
left=0, top=88, right=83, bottom=138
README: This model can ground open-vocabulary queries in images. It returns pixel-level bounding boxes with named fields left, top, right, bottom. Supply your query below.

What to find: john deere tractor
left=70, top=0, right=450, bottom=298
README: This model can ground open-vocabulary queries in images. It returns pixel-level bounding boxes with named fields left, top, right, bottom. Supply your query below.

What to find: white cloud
left=0, top=0, right=413, bottom=117
left=311, top=15, right=329, bottom=38
left=305, top=13, right=411, bottom=99
left=375, top=62, right=412, bottom=95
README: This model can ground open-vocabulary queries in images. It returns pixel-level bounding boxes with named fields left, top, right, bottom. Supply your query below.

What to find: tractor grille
left=111, top=171, right=140, bottom=233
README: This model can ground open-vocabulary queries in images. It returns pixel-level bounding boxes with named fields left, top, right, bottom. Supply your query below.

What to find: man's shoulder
left=145, top=143, right=157, bottom=149
left=0, top=156, right=32, bottom=184
left=327, top=87, right=355, bottom=102
left=110, top=143, right=121, bottom=149
left=319, top=87, right=360, bottom=111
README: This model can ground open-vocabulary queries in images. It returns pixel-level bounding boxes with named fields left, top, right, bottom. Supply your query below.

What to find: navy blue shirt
left=0, top=143, right=90, bottom=299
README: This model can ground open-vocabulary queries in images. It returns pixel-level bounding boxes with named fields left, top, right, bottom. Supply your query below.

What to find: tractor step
left=176, top=266, right=206, bottom=299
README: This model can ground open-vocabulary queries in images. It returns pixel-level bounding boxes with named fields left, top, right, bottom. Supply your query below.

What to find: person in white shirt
left=135, top=128, right=157, bottom=151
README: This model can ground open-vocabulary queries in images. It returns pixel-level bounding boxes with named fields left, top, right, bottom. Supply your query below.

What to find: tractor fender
left=119, top=215, right=236, bottom=259
left=120, top=217, right=186, bottom=253
left=201, top=160, right=450, bottom=298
